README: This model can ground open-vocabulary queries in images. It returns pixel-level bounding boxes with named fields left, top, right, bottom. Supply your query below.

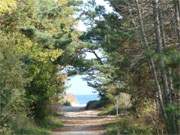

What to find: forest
left=0, top=0, right=179, bottom=135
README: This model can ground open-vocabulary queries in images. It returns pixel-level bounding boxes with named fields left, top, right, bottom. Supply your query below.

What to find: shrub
left=0, top=33, right=27, bottom=134
left=106, top=117, right=154, bottom=135
left=63, top=101, right=71, bottom=106
left=25, top=61, right=61, bottom=122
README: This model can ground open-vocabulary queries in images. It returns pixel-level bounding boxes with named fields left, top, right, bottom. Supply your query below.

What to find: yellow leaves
left=15, top=34, right=34, bottom=55
left=0, top=0, right=17, bottom=14
left=14, top=33, right=63, bottom=63
left=57, top=0, right=69, bottom=6
left=55, top=0, right=75, bottom=31
left=140, top=100, right=156, bottom=116
left=19, top=42, right=63, bottom=63
left=35, top=49, right=63, bottom=62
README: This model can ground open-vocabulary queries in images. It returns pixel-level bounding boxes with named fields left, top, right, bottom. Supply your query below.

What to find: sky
left=95, top=0, right=113, bottom=12
left=66, top=0, right=111, bottom=96
left=75, top=0, right=113, bottom=31
left=65, top=75, right=98, bottom=95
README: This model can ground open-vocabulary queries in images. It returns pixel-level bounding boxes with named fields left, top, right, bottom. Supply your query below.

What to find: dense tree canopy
left=0, top=0, right=81, bottom=134
left=80, top=0, right=180, bottom=134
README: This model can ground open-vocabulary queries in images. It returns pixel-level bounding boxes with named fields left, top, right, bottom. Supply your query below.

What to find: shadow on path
left=52, top=106, right=116, bottom=135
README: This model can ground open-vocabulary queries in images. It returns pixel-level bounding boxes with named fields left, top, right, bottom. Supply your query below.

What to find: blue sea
left=75, top=95, right=100, bottom=106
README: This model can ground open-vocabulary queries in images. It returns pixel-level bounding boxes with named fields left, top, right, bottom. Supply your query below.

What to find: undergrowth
left=106, top=116, right=154, bottom=135
left=12, top=115, right=63, bottom=135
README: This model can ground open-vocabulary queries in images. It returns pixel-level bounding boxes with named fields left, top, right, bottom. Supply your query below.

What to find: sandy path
left=52, top=106, right=116, bottom=135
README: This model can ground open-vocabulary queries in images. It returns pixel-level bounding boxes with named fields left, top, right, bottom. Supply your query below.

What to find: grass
left=105, top=116, right=154, bottom=135
left=15, top=127, right=50, bottom=135
left=14, top=115, right=63, bottom=135
left=99, top=105, right=116, bottom=115
left=99, top=105, right=130, bottom=116
left=38, top=116, right=63, bottom=129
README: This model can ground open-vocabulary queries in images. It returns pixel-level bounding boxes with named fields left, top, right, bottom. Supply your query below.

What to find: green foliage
left=0, top=32, right=26, bottom=134
left=99, top=105, right=117, bottom=115
left=35, top=116, right=63, bottom=130
left=0, top=0, right=79, bottom=134
left=81, top=0, right=179, bottom=134
left=106, top=117, right=154, bottom=135
left=19, top=0, right=78, bottom=122
left=13, top=115, right=63, bottom=135
left=15, top=128, right=49, bottom=135
left=25, top=61, right=60, bottom=121
left=0, top=0, right=17, bottom=14
left=63, top=101, right=71, bottom=106
left=1, top=0, right=179, bottom=135
left=86, top=100, right=106, bottom=110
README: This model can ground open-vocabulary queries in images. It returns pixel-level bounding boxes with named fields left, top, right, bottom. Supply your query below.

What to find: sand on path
left=52, top=106, right=116, bottom=135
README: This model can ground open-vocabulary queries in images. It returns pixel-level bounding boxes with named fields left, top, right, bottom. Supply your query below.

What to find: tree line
left=0, top=0, right=82, bottom=134
left=81, top=0, right=179, bottom=134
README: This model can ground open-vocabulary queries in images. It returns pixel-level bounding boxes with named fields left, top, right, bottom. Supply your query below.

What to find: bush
left=63, top=101, right=71, bottom=106
left=106, top=117, right=154, bottom=135
left=0, top=33, right=27, bottom=135
left=86, top=100, right=106, bottom=110
left=0, top=32, right=63, bottom=135
left=25, top=61, right=61, bottom=122
left=13, top=115, right=62, bottom=135
left=99, top=105, right=117, bottom=115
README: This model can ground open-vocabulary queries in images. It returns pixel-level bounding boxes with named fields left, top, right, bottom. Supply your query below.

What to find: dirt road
left=52, top=106, right=116, bottom=135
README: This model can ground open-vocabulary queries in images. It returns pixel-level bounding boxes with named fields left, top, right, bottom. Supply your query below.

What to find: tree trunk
left=116, top=95, right=119, bottom=116
left=174, top=0, right=180, bottom=44
left=153, top=0, right=171, bottom=105
left=135, top=0, right=167, bottom=121
left=153, top=0, right=178, bottom=134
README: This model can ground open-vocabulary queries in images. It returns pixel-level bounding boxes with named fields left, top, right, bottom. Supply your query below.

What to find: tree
left=0, top=0, right=17, bottom=14
left=81, top=0, right=180, bottom=134
left=0, top=32, right=26, bottom=135
left=0, top=0, right=80, bottom=133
